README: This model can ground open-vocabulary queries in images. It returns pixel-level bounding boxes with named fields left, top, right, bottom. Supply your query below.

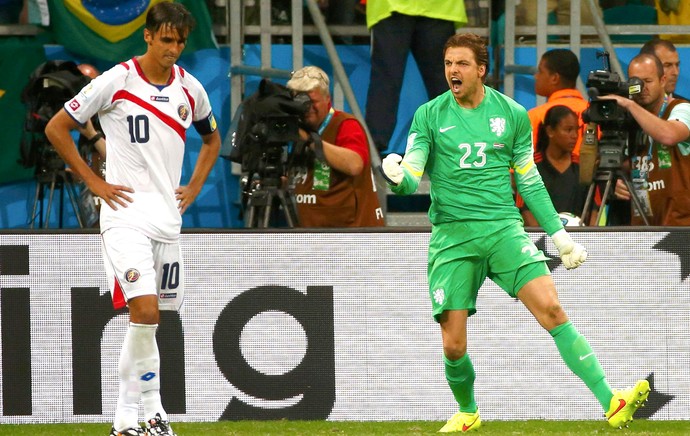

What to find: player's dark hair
left=630, top=53, right=664, bottom=78
left=541, top=49, right=580, bottom=87
left=146, top=2, right=196, bottom=37
left=536, top=105, right=577, bottom=154
left=443, top=33, right=489, bottom=78
left=640, top=38, right=677, bottom=55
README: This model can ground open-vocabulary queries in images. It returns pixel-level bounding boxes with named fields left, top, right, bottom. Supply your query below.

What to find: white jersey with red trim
left=64, top=58, right=214, bottom=242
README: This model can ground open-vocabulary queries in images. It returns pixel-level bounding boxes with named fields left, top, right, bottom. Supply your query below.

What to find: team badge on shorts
left=433, top=288, right=445, bottom=305
left=124, top=268, right=140, bottom=283
left=177, top=103, right=190, bottom=121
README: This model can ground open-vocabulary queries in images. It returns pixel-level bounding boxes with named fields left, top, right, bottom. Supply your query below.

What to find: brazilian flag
left=47, top=0, right=217, bottom=63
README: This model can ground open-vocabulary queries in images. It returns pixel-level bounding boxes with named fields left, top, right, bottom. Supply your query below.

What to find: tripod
left=30, top=166, right=86, bottom=229
left=581, top=168, right=650, bottom=226
left=243, top=174, right=300, bottom=228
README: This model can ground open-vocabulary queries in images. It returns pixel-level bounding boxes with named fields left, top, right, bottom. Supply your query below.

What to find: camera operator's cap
left=287, top=66, right=330, bottom=93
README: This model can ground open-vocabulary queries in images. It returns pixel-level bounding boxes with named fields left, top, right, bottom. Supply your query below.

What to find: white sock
left=128, top=322, right=167, bottom=422
left=113, top=325, right=142, bottom=430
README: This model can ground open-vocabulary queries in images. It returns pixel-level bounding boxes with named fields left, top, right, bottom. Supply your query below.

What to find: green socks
left=444, top=322, right=613, bottom=413
left=550, top=321, right=613, bottom=409
left=444, top=354, right=477, bottom=413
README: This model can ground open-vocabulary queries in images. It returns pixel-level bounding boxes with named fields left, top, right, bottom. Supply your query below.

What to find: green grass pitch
left=0, top=420, right=688, bottom=435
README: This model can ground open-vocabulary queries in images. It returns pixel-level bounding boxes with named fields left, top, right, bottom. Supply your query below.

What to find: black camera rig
left=225, top=78, right=312, bottom=227
left=582, top=51, right=642, bottom=170
left=20, top=60, right=92, bottom=172
left=580, top=51, right=649, bottom=225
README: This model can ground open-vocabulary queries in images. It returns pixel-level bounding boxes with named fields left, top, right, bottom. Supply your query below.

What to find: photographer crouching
left=286, top=66, right=384, bottom=227
left=599, top=53, right=690, bottom=226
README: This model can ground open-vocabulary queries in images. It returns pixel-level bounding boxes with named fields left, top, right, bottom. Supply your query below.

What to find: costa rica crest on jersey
left=124, top=268, right=140, bottom=283
left=489, top=117, right=506, bottom=137
left=177, top=103, right=190, bottom=121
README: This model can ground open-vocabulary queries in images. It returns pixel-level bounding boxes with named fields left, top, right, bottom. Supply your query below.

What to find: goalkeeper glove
left=380, top=153, right=404, bottom=185
left=552, top=229, right=587, bottom=270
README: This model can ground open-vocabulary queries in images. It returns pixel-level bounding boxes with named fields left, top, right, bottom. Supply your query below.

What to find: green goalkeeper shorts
left=428, top=219, right=550, bottom=321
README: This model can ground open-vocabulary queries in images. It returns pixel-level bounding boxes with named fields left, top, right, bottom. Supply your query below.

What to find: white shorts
left=101, top=227, right=185, bottom=311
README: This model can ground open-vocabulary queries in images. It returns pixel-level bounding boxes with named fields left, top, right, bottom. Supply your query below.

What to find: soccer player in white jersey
left=380, top=33, right=650, bottom=432
left=45, top=3, right=220, bottom=435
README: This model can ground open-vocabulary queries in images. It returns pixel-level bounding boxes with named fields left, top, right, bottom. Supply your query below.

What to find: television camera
left=20, top=60, right=97, bottom=228
left=582, top=51, right=643, bottom=170
left=580, top=51, right=649, bottom=225
left=20, top=61, right=92, bottom=173
left=226, top=78, right=312, bottom=228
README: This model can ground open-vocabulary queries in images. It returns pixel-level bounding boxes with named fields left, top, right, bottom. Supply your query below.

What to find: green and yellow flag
left=47, top=0, right=217, bottom=63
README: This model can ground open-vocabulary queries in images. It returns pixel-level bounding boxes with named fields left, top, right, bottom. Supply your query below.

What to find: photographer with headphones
left=599, top=53, right=690, bottom=226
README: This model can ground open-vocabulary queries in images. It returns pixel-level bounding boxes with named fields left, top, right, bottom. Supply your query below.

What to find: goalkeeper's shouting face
left=443, top=33, right=488, bottom=109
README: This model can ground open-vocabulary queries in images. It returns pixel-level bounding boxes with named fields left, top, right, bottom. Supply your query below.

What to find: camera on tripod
left=227, top=79, right=311, bottom=175
left=20, top=60, right=93, bottom=173
left=224, top=78, right=312, bottom=227
left=582, top=51, right=642, bottom=170
left=579, top=51, right=650, bottom=226
left=20, top=60, right=98, bottom=228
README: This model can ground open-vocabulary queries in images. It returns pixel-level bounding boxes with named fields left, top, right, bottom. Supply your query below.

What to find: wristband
left=85, top=132, right=104, bottom=146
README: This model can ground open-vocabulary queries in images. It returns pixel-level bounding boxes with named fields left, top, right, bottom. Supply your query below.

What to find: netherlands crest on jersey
left=178, top=103, right=190, bottom=121
left=490, top=117, right=506, bottom=137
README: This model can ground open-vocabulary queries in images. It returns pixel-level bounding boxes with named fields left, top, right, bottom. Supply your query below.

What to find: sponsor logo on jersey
left=490, top=117, right=506, bottom=137
left=178, top=103, right=190, bottom=121
left=69, top=99, right=80, bottom=111
left=124, top=268, right=140, bottom=283
left=160, top=292, right=178, bottom=299
left=151, top=95, right=170, bottom=102
left=209, top=113, right=217, bottom=131
left=493, top=143, right=505, bottom=149
left=439, top=125, right=456, bottom=133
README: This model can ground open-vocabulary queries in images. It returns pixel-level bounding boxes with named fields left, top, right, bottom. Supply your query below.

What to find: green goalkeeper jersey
left=392, top=85, right=563, bottom=236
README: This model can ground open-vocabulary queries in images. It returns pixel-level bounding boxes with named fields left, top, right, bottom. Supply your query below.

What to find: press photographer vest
left=631, top=98, right=690, bottom=226
left=294, top=111, right=384, bottom=227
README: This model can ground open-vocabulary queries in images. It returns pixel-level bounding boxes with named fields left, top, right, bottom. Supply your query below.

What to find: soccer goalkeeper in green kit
left=380, top=33, right=650, bottom=433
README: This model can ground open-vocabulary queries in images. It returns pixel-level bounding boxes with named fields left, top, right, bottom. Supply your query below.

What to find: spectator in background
left=517, top=0, right=603, bottom=26
left=655, top=0, right=690, bottom=43
left=286, top=66, right=384, bottom=227
left=640, top=38, right=687, bottom=100
left=364, top=0, right=467, bottom=155
left=519, top=105, right=591, bottom=226
left=529, top=49, right=587, bottom=161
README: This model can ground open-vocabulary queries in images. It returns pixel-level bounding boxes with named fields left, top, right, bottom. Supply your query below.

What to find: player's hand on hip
left=90, top=178, right=134, bottom=211
left=175, top=185, right=200, bottom=215
left=552, top=229, right=587, bottom=270
left=380, top=153, right=404, bottom=185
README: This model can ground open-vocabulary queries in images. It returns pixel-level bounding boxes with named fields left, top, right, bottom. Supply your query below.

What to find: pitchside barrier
left=0, top=229, right=688, bottom=423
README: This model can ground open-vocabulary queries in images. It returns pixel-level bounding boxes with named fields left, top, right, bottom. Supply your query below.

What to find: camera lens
left=599, top=101, right=615, bottom=118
